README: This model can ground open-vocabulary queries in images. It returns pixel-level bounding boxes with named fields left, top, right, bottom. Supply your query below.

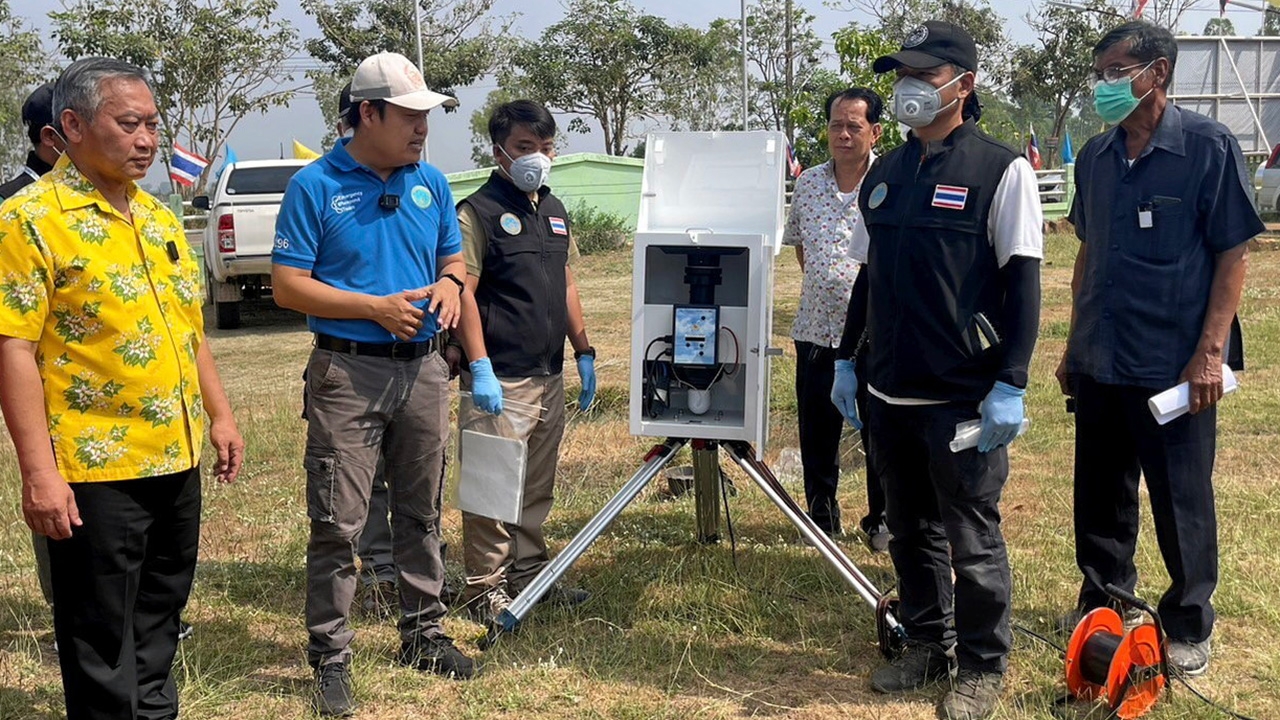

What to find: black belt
left=315, top=333, right=440, bottom=360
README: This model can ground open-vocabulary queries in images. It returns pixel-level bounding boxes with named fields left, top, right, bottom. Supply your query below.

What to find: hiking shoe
left=1166, top=637, right=1210, bottom=677
left=868, top=528, right=892, bottom=554
left=465, top=585, right=514, bottom=625
left=1055, top=605, right=1144, bottom=636
left=514, top=582, right=591, bottom=608
left=178, top=620, right=194, bottom=642
left=311, top=661, right=355, bottom=717
left=358, top=579, right=399, bottom=620
left=397, top=636, right=477, bottom=680
left=870, top=645, right=953, bottom=693
left=938, top=669, right=1004, bottom=720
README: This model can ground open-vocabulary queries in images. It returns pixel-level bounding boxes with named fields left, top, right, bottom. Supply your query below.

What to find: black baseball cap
left=873, top=21, right=978, bottom=74
left=21, top=82, right=55, bottom=129
left=337, top=81, right=352, bottom=116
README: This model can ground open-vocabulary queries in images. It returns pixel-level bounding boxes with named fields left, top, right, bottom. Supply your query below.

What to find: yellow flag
left=292, top=139, right=320, bottom=160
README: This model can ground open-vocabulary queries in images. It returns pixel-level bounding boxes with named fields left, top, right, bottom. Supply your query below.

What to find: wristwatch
left=574, top=346, right=596, bottom=360
left=440, top=272, right=465, bottom=292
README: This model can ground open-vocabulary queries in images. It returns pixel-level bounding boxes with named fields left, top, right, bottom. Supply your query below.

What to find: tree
left=1008, top=0, right=1114, bottom=158
left=51, top=0, right=300, bottom=193
left=829, top=23, right=903, bottom=152
left=1262, top=8, right=1280, bottom=36
left=834, top=0, right=1012, bottom=86
left=656, top=19, right=743, bottom=133
left=744, top=0, right=827, bottom=138
left=503, top=0, right=719, bottom=156
left=1203, top=17, right=1236, bottom=35
left=0, top=0, right=47, bottom=177
left=302, top=0, right=514, bottom=133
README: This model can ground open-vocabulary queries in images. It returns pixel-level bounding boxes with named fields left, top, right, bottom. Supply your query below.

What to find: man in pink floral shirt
left=782, top=87, right=887, bottom=548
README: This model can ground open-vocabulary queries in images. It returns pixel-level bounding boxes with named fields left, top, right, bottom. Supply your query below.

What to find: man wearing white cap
left=273, top=51, right=502, bottom=717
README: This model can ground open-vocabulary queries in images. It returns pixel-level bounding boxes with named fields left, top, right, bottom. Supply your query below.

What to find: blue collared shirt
left=273, top=138, right=462, bottom=342
left=1066, top=104, right=1262, bottom=389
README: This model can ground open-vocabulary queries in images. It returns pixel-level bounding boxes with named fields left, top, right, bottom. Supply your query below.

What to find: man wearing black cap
left=0, top=82, right=64, bottom=201
left=830, top=21, right=1043, bottom=720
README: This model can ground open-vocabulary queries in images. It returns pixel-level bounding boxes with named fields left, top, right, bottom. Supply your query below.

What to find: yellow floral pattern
left=0, top=155, right=206, bottom=482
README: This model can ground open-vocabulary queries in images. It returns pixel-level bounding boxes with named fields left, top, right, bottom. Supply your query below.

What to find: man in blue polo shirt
left=273, top=51, right=503, bottom=717
left=1057, top=21, right=1262, bottom=677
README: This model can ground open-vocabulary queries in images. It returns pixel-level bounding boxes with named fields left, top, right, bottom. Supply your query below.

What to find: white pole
left=414, top=0, right=429, bottom=162
left=741, top=0, right=749, bottom=130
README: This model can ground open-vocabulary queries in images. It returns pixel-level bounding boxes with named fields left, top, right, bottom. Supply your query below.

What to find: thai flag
left=786, top=141, right=802, bottom=178
left=170, top=144, right=210, bottom=187
left=1027, top=125, right=1042, bottom=170
left=931, top=184, right=969, bottom=210
left=548, top=216, right=568, bottom=235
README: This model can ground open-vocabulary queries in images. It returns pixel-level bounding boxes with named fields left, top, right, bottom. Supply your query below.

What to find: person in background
left=450, top=99, right=595, bottom=627
left=0, top=56, right=244, bottom=720
left=1057, top=20, right=1261, bottom=677
left=0, top=82, right=64, bottom=201
left=782, top=86, right=889, bottom=549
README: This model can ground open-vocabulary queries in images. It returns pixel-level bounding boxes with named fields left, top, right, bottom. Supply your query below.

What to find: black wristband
left=440, top=272, right=464, bottom=292
left=574, top=346, right=596, bottom=360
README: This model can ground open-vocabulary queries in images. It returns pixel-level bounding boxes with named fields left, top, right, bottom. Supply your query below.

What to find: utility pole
left=741, top=0, right=749, bottom=130
left=413, top=0, right=429, bottom=161
left=785, top=0, right=793, bottom=142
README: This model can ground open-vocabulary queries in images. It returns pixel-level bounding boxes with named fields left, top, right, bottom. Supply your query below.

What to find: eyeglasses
left=1086, top=59, right=1159, bottom=89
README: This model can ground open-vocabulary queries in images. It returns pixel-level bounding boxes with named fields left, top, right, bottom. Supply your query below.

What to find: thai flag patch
left=931, top=184, right=969, bottom=210
left=548, top=216, right=568, bottom=235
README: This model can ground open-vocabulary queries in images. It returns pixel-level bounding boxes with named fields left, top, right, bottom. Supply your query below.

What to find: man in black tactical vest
left=830, top=21, right=1044, bottom=720
left=451, top=100, right=597, bottom=625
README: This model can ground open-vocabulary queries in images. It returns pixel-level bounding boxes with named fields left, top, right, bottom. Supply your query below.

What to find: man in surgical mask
left=830, top=20, right=1043, bottom=720
left=450, top=99, right=596, bottom=627
left=1057, top=21, right=1261, bottom=678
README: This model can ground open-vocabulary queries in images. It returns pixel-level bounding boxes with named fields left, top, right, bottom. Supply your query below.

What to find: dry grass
left=2, top=235, right=1279, bottom=719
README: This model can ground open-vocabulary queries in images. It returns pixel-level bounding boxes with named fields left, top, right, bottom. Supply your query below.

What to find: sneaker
left=358, top=580, right=399, bottom=620
left=870, top=645, right=953, bottom=693
left=938, top=669, right=1004, bottom=720
left=397, top=636, right=477, bottom=680
left=311, top=661, right=355, bottom=717
left=465, top=585, right=514, bottom=626
left=1054, top=605, right=1144, bottom=636
left=867, top=528, right=892, bottom=554
left=1166, top=637, right=1210, bottom=677
left=177, top=620, right=194, bottom=642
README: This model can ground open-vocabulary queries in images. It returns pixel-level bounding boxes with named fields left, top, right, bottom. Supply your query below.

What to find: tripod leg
left=485, top=438, right=687, bottom=644
left=692, top=440, right=720, bottom=544
left=723, top=440, right=894, bottom=621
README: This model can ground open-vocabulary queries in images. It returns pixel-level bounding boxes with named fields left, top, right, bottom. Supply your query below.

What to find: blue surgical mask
left=1093, top=60, right=1156, bottom=125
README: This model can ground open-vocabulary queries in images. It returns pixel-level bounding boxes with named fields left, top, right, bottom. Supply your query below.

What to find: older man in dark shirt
left=1058, top=20, right=1262, bottom=677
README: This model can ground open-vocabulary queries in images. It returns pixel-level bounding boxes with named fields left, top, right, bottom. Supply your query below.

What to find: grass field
left=2, top=234, right=1279, bottom=719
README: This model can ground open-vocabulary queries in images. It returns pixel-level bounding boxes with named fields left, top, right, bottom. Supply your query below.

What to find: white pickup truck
left=192, top=159, right=310, bottom=329
left=1256, top=143, right=1280, bottom=216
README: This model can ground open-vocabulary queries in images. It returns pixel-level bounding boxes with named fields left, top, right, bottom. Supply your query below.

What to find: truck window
left=224, top=166, right=303, bottom=195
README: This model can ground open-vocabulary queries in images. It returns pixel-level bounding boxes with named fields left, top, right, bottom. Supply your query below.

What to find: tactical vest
left=859, top=120, right=1018, bottom=401
left=459, top=172, right=571, bottom=377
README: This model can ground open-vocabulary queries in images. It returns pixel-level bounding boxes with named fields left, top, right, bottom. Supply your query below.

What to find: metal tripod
left=483, top=436, right=903, bottom=650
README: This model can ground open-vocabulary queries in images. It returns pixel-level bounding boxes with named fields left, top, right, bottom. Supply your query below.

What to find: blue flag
left=216, top=145, right=238, bottom=182
left=1061, top=132, right=1075, bottom=165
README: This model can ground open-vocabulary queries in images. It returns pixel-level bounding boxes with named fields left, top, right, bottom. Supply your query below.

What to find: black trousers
left=793, top=340, right=886, bottom=535
left=47, top=468, right=201, bottom=720
left=1073, top=376, right=1218, bottom=643
left=866, top=396, right=1012, bottom=673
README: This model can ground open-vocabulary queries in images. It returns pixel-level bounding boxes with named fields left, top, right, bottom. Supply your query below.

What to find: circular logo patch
left=868, top=182, right=888, bottom=209
left=500, top=212, right=522, bottom=235
left=410, top=185, right=432, bottom=209
left=904, top=25, right=929, bottom=48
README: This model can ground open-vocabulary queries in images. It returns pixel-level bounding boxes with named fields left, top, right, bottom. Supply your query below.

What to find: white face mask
left=499, top=144, right=551, bottom=192
left=892, top=72, right=968, bottom=128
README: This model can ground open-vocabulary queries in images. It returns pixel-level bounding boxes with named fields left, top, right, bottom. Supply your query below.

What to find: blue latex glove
left=977, top=381, right=1025, bottom=453
left=468, top=357, right=503, bottom=415
left=577, top=355, right=597, bottom=411
left=830, top=359, right=862, bottom=430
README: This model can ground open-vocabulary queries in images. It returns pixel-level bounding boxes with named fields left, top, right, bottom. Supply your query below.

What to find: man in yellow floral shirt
left=0, top=57, right=243, bottom=720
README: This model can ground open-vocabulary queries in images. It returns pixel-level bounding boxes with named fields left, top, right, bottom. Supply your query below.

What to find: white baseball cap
left=349, top=52, right=459, bottom=111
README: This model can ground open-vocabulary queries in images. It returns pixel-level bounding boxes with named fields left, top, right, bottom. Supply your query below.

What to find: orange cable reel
left=1064, top=607, right=1167, bottom=719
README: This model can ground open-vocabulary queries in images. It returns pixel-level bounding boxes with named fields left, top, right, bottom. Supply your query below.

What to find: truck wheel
left=215, top=300, right=241, bottom=330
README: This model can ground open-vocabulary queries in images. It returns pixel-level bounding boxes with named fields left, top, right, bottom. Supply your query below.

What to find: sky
left=10, top=0, right=1267, bottom=187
